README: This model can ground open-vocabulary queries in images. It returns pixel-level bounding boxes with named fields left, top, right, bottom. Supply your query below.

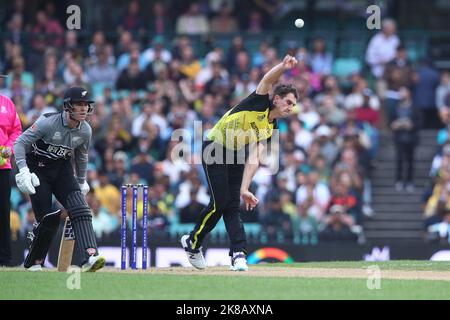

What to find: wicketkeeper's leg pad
left=24, top=209, right=61, bottom=268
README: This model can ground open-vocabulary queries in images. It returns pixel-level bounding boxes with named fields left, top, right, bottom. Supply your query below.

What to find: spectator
left=141, top=35, right=172, bottom=69
left=314, top=125, right=339, bottom=167
left=178, top=46, right=202, bottom=80
left=226, top=36, right=247, bottom=72
left=149, top=2, right=172, bottom=35
left=63, top=59, right=89, bottom=87
left=210, top=3, right=238, bottom=33
left=252, top=41, right=270, bottom=68
left=117, top=0, right=144, bottom=34
left=232, top=68, right=260, bottom=100
left=6, top=13, right=25, bottom=46
left=8, top=56, right=34, bottom=91
left=158, top=141, right=190, bottom=188
left=365, top=18, right=400, bottom=78
left=93, top=171, right=121, bottom=216
left=436, top=71, right=450, bottom=111
left=9, top=73, right=33, bottom=108
left=107, top=151, right=128, bottom=188
left=147, top=199, right=170, bottom=237
left=88, top=31, right=107, bottom=63
left=429, top=143, right=450, bottom=179
left=62, top=27, right=77, bottom=48
left=391, top=87, right=421, bottom=192
left=314, top=75, right=346, bottom=110
left=25, top=93, right=57, bottom=123
left=424, top=170, right=450, bottom=226
left=115, top=31, right=133, bottom=58
left=204, top=61, right=230, bottom=96
left=345, top=78, right=380, bottom=111
left=413, top=58, right=441, bottom=129
left=296, top=170, right=330, bottom=221
left=31, top=10, right=63, bottom=49
left=116, top=60, right=147, bottom=91
left=130, top=138, right=155, bottom=185
left=87, top=47, right=117, bottom=86
left=175, top=2, right=210, bottom=35
left=383, top=45, right=416, bottom=124
left=291, top=117, right=313, bottom=151
left=309, top=38, right=333, bottom=75
left=231, top=51, right=252, bottom=80
left=328, top=182, right=360, bottom=225
left=298, top=98, right=320, bottom=130
left=318, top=205, right=357, bottom=242
left=175, top=169, right=209, bottom=221
left=262, top=194, right=292, bottom=241
left=353, top=88, right=380, bottom=127
left=117, top=41, right=147, bottom=72
left=3, top=0, right=30, bottom=32
left=247, top=11, right=264, bottom=34
left=195, top=47, right=225, bottom=87
left=427, top=208, right=450, bottom=244
left=88, top=192, right=119, bottom=239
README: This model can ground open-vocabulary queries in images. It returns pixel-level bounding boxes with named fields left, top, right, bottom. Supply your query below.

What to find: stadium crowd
left=1, top=0, right=447, bottom=246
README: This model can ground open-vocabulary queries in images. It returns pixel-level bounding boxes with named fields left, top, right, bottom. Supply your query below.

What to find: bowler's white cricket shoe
left=27, top=264, right=42, bottom=272
left=82, top=255, right=105, bottom=272
left=180, top=235, right=206, bottom=270
left=230, top=252, right=248, bottom=271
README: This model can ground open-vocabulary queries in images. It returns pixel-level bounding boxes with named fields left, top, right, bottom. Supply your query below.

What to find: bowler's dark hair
left=272, top=84, right=299, bottom=102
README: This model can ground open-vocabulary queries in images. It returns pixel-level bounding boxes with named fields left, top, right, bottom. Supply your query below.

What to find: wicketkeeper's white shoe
left=230, top=252, right=248, bottom=271
left=82, top=255, right=105, bottom=272
left=27, top=264, right=42, bottom=272
left=180, top=235, right=206, bottom=270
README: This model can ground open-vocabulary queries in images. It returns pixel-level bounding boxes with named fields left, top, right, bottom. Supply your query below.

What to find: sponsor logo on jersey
left=250, top=122, right=260, bottom=139
left=0, top=105, right=6, bottom=113
left=52, top=131, right=62, bottom=141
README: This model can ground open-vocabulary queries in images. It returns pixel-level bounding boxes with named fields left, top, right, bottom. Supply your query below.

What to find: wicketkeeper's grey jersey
left=14, top=111, right=92, bottom=184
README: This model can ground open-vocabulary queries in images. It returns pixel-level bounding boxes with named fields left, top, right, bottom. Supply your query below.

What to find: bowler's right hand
left=241, top=190, right=259, bottom=211
left=281, top=55, right=298, bottom=70
left=15, top=167, right=40, bottom=195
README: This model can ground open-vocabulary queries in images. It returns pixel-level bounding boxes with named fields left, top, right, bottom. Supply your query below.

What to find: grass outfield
left=274, top=260, right=450, bottom=271
left=1, top=260, right=450, bottom=300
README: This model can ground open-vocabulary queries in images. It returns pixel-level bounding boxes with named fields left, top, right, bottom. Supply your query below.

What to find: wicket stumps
left=121, top=184, right=149, bottom=270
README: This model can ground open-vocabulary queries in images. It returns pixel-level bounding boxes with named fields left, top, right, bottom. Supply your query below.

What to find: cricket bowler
left=181, top=55, right=299, bottom=271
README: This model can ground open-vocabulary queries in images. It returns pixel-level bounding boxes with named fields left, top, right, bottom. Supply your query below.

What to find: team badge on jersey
left=257, top=114, right=266, bottom=121
left=0, top=105, right=6, bottom=113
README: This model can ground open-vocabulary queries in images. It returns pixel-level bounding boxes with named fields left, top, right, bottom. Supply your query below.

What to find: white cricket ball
left=295, top=19, right=304, bottom=28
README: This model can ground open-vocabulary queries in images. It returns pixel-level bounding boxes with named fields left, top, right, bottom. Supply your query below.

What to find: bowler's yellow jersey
left=206, top=91, right=277, bottom=150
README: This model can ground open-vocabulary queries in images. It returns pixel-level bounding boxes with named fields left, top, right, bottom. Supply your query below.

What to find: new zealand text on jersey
left=32, top=139, right=73, bottom=160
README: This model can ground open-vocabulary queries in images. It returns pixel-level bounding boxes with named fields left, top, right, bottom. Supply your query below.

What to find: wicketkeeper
left=14, top=87, right=105, bottom=272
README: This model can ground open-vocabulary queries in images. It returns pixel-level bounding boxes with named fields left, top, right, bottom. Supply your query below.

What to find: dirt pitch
left=101, top=266, right=450, bottom=281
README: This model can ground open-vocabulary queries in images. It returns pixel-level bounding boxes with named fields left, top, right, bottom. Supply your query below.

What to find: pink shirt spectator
left=0, top=94, right=22, bottom=169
